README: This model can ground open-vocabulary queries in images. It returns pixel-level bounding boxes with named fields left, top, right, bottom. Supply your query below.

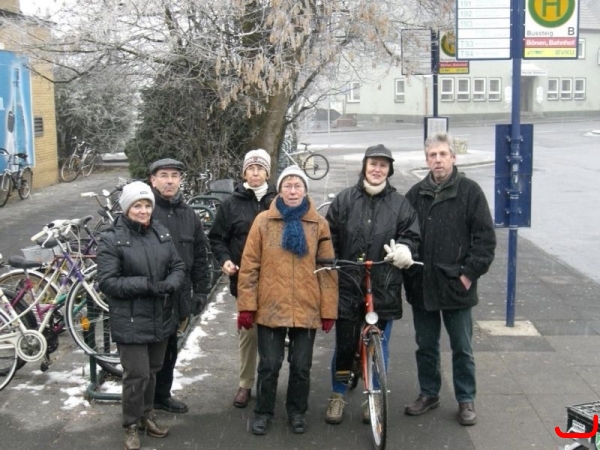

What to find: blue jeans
left=411, top=306, right=475, bottom=403
left=330, top=319, right=393, bottom=394
left=255, top=324, right=316, bottom=418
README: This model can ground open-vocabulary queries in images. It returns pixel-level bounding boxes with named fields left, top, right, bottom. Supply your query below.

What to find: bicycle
left=315, top=257, right=390, bottom=450
left=60, top=141, right=102, bottom=183
left=280, top=142, right=329, bottom=180
left=316, top=193, right=336, bottom=217
left=0, top=148, right=33, bottom=207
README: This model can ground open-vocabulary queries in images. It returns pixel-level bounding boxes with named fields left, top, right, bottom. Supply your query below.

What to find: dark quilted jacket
left=96, top=215, right=186, bottom=344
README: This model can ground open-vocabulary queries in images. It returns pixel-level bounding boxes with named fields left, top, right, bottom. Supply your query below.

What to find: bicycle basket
left=207, top=179, right=235, bottom=202
left=21, top=245, right=60, bottom=264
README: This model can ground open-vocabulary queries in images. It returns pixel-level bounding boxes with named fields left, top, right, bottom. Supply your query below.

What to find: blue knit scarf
left=276, top=196, right=309, bottom=256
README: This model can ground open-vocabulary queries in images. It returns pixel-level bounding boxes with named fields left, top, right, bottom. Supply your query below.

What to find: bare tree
left=8, top=0, right=453, bottom=176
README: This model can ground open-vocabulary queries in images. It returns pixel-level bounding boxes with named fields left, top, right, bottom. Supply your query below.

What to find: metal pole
left=431, top=29, right=439, bottom=118
left=506, top=0, right=524, bottom=327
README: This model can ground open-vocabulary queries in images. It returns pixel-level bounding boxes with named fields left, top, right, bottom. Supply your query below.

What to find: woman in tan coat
left=237, top=165, right=338, bottom=436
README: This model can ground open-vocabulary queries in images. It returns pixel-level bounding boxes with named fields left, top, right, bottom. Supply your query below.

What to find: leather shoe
left=233, top=387, right=251, bottom=408
left=251, top=416, right=271, bottom=435
left=289, top=415, right=307, bottom=434
left=404, top=394, right=440, bottom=416
left=458, top=402, right=477, bottom=426
left=124, top=424, right=140, bottom=450
left=153, top=397, right=189, bottom=414
left=140, top=416, right=169, bottom=438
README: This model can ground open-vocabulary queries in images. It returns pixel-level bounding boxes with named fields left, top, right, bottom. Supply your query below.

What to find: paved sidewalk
left=0, top=156, right=598, bottom=450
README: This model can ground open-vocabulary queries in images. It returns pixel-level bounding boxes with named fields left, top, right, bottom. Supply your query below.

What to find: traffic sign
left=439, top=30, right=470, bottom=74
left=524, top=0, right=579, bottom=59
left=456, top=0, right=512, bottom=60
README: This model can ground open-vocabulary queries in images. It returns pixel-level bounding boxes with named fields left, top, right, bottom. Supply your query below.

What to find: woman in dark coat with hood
left=324, top=145, right=420, bottom=426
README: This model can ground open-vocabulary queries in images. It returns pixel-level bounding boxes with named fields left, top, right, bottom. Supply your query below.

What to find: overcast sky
left=20, top=0, right=63, bottom=16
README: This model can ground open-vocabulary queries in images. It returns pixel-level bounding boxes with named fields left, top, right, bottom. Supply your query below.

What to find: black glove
left=148, top=280, right=175, bottom=296
left=191, top=292, right=208, bottom=315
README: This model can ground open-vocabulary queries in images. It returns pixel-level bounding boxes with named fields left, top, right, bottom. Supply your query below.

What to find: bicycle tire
left=365, top=333, right=388, bottom=450
left=0, top=309, right=18, bottom=391
left=60, top=155, right=80, bottom=182
left=302, top=153, right=329, bottom=180
left=0, top=172, right=12, bottom=207
left=64, top=278, right=120, bottom=366
left=17, top=167, right=33, bottom=199
left=81, top=152, right=98, bottom=177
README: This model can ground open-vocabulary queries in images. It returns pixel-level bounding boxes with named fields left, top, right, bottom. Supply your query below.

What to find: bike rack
left=85, top=354, right=121, bottom=401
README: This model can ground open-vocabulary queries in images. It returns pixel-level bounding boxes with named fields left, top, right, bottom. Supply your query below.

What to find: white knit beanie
left=276, top=165, right=309, bottom=192
left=119, top=181, right=155, bottom=213
left=242, top=149, right=271, bottom=177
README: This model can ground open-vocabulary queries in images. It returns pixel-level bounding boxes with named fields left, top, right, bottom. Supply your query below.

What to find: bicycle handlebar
left=315, top=258, right=423, bottom=272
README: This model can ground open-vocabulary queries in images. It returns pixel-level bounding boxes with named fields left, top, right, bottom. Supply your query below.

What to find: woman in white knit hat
left=208, top=149, right=278, bottom=408
left=96, top=181, right=186, bottom=450
left=236, top=165, right=338, bottom=436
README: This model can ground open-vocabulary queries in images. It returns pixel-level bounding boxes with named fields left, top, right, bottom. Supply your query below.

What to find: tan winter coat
left=237, top=197, right=338, bottom=329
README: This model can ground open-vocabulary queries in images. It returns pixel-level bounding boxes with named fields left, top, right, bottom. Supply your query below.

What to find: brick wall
left=0, top=1, right=59, bottom=188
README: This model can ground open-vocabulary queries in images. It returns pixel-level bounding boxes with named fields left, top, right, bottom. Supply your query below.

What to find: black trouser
left=118, top=341, right=168, bottom=428
left=154, top=332, right=178, bottom=402
left=254, top=325, right=316, bottom=419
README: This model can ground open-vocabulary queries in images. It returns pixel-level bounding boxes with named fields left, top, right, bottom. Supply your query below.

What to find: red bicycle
left=316, top=258, right=389, bottom=450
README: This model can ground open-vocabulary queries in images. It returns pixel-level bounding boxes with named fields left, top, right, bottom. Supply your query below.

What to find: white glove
left=383, top=239, right=414, bottom=269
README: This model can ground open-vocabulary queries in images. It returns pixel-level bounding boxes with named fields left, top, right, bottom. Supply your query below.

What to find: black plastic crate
left=566, top=402, right=600, bottom=449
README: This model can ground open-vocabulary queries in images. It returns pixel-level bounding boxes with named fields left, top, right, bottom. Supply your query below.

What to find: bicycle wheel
left=65, top=279, right=119, bottom=367
left=0, top=310, right=18, bottom=391
left=8, top=293, right=39, bottom=371
left=365, top=333, right=388, bottom=450
left=302, top=154, right=329, bottom=180
left=81, top=152, right=99, bottom=177
left=0, top=269, right=59, bottom=306
left=18, top=167, right=33, bottom=199
left=0, top=172, right=12, bottom=207
left=60, top=155, right=80, bottom=182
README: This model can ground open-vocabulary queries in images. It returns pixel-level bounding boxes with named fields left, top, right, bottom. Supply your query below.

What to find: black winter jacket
left=326, top=177, right=420, bottom=321
left=152, top=189, right=210, bottom=324
left=403, top=167, right=496, bottom=311
left=208, top=182, right=277, bottom=297
left=96, top=216, right=186, bottom=344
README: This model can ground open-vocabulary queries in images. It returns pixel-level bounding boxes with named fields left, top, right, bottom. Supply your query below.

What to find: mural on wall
left=0, top=50, right=34, bottom=171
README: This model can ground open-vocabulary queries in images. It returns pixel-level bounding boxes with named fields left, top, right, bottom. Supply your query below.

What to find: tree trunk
left=247, top=90, right=291, bottom=182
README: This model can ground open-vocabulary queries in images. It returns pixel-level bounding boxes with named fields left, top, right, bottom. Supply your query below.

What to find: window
left=560, top=78, right=572, bottom=100
left=488, top=78, right=501, bottom=101
left=394, top=79, right=405, bottom=103
left=457, top=78, right=470, bottom=101
left=578, top=39, right=585, bottom=59
left=473, top=78, right=486, bottom=101
left=440, top=78, right=454, bottom=102
left=547, top=78, right=559, bottom=100
left=346, top=82, right=360, bottom=102
left=34, top=117, right=44, bottom=136
left=574, top=78, right=586, bottom=100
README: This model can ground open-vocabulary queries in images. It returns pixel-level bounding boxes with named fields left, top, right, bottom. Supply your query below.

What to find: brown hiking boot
left=124, top=424, right=140, bottom=450
left=325, top=393, right=345, bottom=424
left=404, top=394, right=440, bottom=416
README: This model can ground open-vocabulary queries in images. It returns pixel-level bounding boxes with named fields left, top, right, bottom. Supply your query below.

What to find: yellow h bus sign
left=528, top=0, right=576, bottom=27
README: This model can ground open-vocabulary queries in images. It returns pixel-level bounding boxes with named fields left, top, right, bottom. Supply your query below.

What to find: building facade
left=330, top=1, right=600, bottom=126
left=0, top=0, right=58, bottom=188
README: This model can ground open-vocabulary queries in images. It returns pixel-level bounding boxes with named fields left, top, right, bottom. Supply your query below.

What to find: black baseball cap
left=363, top=144, right=395, bottom=176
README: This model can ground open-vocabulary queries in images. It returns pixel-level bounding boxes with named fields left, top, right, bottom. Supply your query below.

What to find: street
left=0, top=121, right=599, bottom=449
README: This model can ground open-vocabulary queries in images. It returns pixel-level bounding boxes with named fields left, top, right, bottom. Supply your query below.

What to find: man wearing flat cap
left=149, top=158, right=211, bottom=414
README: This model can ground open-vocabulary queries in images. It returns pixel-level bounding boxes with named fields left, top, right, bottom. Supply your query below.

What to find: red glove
left=321, top=319, right=335, bottom=333
left=237, top=311, right=255, bottom=330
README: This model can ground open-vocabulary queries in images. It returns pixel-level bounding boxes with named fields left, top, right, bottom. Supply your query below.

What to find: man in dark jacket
left=324, top=144, right=421, bottom=425
left=403, top=132, right=496, bottom=426
left=149, top=158, right=211, bottom=414
left=208, top=149, right=277, bottom=408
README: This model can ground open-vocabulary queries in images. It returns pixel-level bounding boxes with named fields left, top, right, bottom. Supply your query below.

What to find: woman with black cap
left=324, top=144, right=421, bottom=426
left=96, top=181, right=186, bottom=450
